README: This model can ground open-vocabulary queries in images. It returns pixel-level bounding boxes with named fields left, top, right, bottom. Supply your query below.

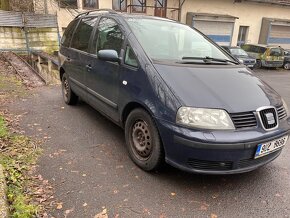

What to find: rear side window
left=71, top=17, right=98, bottom=52
left=61, top=19, right=79, bottom=47
left=259, top=47, right=266, bottom=54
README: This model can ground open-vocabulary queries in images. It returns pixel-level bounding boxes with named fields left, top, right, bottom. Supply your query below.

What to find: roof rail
left=75, top=9, right=117, bottom=19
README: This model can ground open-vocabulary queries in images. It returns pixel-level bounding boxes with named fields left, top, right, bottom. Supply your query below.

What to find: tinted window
left=94, top=18, right=124, bottom=55
left=71, top=17, right=98, bottom=52
left=124, top=45, right=138, bottom=67
left=61, top=19, right=79, bottom=47
left=241, top=44, right=250, bottom=52
left=258, top=47, right=266, bottom=54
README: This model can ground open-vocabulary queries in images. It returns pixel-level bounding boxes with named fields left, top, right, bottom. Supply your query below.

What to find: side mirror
left=97, top=50, right=119, bottom=63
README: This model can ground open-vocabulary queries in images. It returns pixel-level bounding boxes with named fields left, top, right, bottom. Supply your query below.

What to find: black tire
left=61, top=73, right=78, bottom=105
left=125, top=108, right=164, bottom=171
left=255, top=60, right=262, bottom=69
left=284, top=63, right=290, bottom=70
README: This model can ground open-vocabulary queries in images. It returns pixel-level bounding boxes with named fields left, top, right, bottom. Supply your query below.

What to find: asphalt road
left=7, top=68, right=290, bottom=218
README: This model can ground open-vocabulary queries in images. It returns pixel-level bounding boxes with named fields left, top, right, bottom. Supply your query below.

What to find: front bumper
left=156, top=118, right=290, bottom=175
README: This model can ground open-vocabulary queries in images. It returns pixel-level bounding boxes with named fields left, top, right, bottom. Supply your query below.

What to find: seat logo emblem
left=265, top=113, right=275, bottom=125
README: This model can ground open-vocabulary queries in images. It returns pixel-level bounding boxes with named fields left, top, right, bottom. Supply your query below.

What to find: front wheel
left=284, top=63, right=290, bottom=70
left=125, top=109, right=164, bottom=171
left=61, top=73, right=78, bottom=105
left=255, top=60, right=262, bottom=69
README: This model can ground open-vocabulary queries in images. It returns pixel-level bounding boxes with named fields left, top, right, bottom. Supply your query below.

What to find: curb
left=0, top=164, right=8, bottom=218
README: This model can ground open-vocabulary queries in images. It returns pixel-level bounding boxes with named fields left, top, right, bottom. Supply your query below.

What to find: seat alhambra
left=59, top=9, right=290, bottom=174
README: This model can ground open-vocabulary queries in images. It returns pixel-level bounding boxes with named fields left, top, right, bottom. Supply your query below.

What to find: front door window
left=94, top=18, right=124, bottom=55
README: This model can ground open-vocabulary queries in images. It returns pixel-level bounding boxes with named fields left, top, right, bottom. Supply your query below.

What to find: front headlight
left=282, top=99, right=289, bottom=116
left=176, top=107, right=235, bottom=130
left=238, top=59, right=244, bottom=64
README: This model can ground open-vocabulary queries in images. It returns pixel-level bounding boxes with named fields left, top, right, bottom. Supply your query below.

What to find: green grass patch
left=0, top=116, right=8, bottom=138
left=0, top=115, right=42, bottom=217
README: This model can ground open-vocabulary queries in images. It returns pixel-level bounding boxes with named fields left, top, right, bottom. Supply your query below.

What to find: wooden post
left=44, top=0, right=48, bottom=14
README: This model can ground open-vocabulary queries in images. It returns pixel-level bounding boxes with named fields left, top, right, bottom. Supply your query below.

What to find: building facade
left=2, top=0, right=290, bottom=49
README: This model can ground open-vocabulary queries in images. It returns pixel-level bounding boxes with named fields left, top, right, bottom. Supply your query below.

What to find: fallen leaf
left=200, top=205, right=208, bottom=211
left=171, top=192, right=176, bottom=196
left=94, top=208, right=108, bottom=218
left=211, top=213, right=218, bottom=218
left=83, top=203, right=88, bottom=207
left=56, top=202, right=63, bottom=209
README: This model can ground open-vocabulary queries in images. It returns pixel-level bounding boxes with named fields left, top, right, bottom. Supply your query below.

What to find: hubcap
left=63, top=78, right=69, bottom=101
left=131, top=120, right=152, bottom=159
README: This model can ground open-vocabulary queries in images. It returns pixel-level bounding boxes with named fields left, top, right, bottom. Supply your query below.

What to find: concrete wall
left=0, top=27, right=26, bottom=50
left=180, top=0, right=290, bottom=45
left=0, top=26, right=59, bottom=53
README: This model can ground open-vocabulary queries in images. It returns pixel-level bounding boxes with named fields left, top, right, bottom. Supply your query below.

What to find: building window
left=59, top=0, right=77, bottom=8
left=83, top=0, right=98, bottom=9
left=112, top=0, right=127, bottom=11
left=132, top=0, right=146, bottom=13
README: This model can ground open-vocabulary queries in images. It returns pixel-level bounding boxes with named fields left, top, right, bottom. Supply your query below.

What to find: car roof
left=75, top=9, right=176, bottom=23
left=244, top=44, right=281, bottom=48
left=222, top=46, right=243, bottom=49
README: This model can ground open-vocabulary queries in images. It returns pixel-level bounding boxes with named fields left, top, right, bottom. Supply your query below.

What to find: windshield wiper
left=181, top=56, right=239, bottom=64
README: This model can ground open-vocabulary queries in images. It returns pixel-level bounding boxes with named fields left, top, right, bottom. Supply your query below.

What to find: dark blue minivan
left=59, top=9, right=290, bottom=174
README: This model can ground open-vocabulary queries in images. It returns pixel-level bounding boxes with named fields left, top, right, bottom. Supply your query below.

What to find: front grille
left=244, top=60, right=255, bottom=64
left=230, top=112, right=257, bottom=129
left=237, top=150, right=281, bottom=168
left=259, top=108, right=278, bottom=130
left=187, top=159, right=233, bottom=170
left=277, top=105, right=287, bottom=120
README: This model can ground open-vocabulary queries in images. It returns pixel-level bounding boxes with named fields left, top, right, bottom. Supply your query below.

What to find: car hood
left=154, top=63, right=281, bottom=113
left=234, top=55, right=255, bottom=61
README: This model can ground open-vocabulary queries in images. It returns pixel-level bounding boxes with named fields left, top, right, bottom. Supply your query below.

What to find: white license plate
left=247, top=65, right=254, bottom=68
left=255, top=135, right=288, bottom=159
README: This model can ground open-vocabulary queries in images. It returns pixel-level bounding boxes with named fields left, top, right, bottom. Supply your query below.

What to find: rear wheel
left=255, top=60, right=262, bottom=69
left=284, top=63, right=290, bottom=70
left=125, top=109, right=164, bottom=171
left=61, top=73, right=78, bottom=105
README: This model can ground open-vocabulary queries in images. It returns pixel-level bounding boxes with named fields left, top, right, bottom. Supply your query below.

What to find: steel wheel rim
left=131, top=120, right=152, bottom=160
left=62, top=77, right=69, bottom=101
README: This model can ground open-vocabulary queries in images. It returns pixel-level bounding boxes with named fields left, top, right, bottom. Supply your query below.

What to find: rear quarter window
left=61, top=19, right=80, bottom=47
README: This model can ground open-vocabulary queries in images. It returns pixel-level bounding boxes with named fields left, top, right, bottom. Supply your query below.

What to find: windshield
left=270, top=48, right=283, bottom=56
left=230, top=48, right=248, bottom=56
left=127, top=18, right=234, bottom=62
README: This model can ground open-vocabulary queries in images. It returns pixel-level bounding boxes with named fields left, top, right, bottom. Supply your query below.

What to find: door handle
left=86, top=64, right=92, bottom=71
left=67, top=57, right=71, bottom=62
